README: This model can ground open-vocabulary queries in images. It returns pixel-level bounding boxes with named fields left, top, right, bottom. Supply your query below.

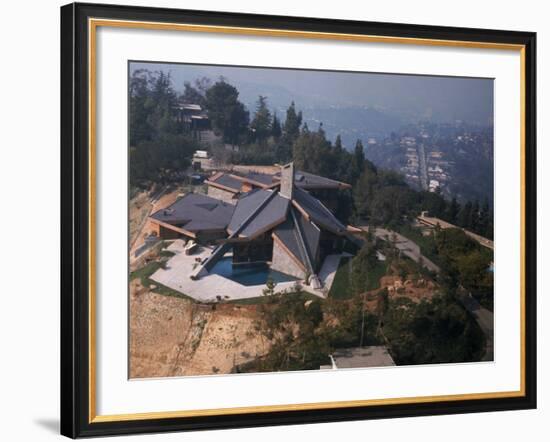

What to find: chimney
left=279, top=162, right=294, bottom=199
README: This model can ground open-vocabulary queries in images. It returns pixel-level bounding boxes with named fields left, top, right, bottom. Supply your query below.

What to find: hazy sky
left=130, top=61, right=494, bottom=125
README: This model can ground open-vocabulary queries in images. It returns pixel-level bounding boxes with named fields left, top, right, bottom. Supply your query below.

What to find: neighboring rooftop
left=320, top=347, right=396, bottom=370
left=206, top=169, right=351, bottom=193
left=206, top=172, right=243, bottom=193
left=276, top=169, right=352, bottom=190
left=150, top=193, right=235, bottom=232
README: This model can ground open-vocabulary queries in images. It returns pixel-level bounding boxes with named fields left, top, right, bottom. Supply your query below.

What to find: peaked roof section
left=227, top=189, right=289, bottom=238
left=150, top=193, right=235, bottom=232
left=273, top=207, right=321, bottom=273
left=292, top=187, right=347, bottom=235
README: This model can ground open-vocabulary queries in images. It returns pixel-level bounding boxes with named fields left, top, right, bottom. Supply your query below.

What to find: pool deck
left=149, top=240, right=348, bottom=302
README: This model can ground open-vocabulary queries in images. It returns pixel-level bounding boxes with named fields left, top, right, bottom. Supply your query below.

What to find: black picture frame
left=61, top=2, right=537, bottom=438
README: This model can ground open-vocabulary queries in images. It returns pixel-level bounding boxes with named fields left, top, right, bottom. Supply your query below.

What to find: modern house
left=150, top=163, right=360, bottom=289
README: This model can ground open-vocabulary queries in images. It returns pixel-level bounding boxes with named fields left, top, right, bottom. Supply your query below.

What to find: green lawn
left=130, top=261, right=163, bottom=284
left=329, top=257, right=353, bottom=299
left=130, top=260, right=195, bottom=302
left=329, top=257, right=387, bottom=300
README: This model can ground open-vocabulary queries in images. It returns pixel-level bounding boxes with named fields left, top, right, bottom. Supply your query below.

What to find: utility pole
left=360, top=272, right=367, bottom=347
left=360, top=298, right=365, bottom=347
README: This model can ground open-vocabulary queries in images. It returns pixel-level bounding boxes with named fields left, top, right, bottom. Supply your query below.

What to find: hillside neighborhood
left=129, top=66, right=494, bottom=378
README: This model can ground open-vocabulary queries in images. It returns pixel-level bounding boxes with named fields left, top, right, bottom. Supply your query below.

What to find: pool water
left=209, top=257, right=298, bottom=286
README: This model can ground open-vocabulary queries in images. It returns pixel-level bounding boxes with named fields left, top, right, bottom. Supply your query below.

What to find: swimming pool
left=209, top=257, right=298, bottom=286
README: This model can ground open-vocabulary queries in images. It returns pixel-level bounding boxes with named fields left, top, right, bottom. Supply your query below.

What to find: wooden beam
left=149, top=219, right=197, bottom=238
left=204, top=180, right=239, bottom=193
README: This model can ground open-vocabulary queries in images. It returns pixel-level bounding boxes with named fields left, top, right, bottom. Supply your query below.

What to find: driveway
left=363, top=226, right=441, bottom=273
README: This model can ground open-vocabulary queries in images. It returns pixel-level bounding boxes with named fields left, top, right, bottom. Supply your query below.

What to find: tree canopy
left=204, top=80, right=249, bottom=146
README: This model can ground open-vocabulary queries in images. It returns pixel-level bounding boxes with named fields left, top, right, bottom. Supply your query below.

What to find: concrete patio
left=149, top=240, right=346, bottom=302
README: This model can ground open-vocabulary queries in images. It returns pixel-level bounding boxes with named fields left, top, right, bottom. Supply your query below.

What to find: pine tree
left=333, top=134, right=343, bottom=153
left=317, top=122, right=325, bottom=137
left=457, top=201, right=473, bottom=229
left=292, top=127, right=332, bottom=177
left=471, top=200, right=480, bottom=232
left=250, top=95, right=272, bottom=144
left=283, top=101, right=302, bottom=141
left=447, top=197, right=460, bottom=224
left=271, top=113, right=282, bottom=139
left=351, top=139, right=365, bottom=183
left=478, top=199, right=490, bottom=236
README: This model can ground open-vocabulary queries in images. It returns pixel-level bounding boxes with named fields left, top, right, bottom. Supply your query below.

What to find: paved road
left=459, top=292, right=494, bottom=361
left=367, top=227, right=441, bottom=273
left=418, top=143, right=428, bottom=190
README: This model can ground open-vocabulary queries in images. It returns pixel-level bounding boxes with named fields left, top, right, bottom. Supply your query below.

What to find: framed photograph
left=60, top=2, right=537, bottom=438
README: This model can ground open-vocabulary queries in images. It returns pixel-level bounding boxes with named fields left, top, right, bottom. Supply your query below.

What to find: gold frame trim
left=88, top=18, right=527, bottom=424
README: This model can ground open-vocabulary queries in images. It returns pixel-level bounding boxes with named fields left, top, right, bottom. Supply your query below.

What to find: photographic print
left=61, top=4, right=536, bottom=436
left=128, top=62, right=495, bottom=379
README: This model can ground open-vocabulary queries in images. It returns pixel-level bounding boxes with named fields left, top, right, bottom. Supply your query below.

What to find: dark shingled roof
left=227, top=189, right=271, bottom=234
left=227, top=189, right=289, bottom=238
left=239, top=193, right=289, bottom=238
left=207, top=170, right=350, bottom=194
left=271, top=170, right=350, bottom=190
left=210, top=174, right=242, bottom=192
left=150, top=193, right=235, bottom=232
left=293, top=187, right=347, bottom=234
left=243, top=171, right=276, bottom=186
left=295, top=170, right=349, bottom=189
left=295, top=208, right=321, bottom=261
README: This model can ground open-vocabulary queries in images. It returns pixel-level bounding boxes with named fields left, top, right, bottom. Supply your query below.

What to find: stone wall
left=270, top=239, right=306, bottom=279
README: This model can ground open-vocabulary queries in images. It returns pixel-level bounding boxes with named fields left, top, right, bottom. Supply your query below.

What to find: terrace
left=149, top=240, right=347, bottom=302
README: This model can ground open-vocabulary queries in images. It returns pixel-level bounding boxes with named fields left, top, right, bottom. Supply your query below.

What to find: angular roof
left=273, top=207, right=321, bottom=273
left=227, top=189, right=289, bottom=238
left=150, top=193, right=235, bottom=232
left=292, top=187, right=347, bottom=235
left=206, top=173, right=243, bottom=192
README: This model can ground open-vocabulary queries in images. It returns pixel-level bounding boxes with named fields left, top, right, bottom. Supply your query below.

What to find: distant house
left=175, top=103, right=210, bottom=135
